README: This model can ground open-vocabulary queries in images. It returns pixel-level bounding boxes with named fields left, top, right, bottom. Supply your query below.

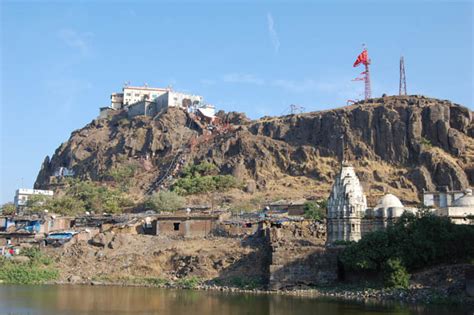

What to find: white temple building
left=433, top=189, right=474, bottom=224
left=327, top=162, right=367, bottom=243
left=326, top=161, right=474, bottom=244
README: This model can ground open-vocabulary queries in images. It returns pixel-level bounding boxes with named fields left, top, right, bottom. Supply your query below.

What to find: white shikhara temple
left=326, top=161, right=474, bottom=244
left=326, top=162, right=367, bottom=243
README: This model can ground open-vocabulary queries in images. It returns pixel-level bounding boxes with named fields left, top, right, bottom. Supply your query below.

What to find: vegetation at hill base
left=25, top=178, right=133, bottom=216
left=304, top=200, right=327, bottom=221
left=0, top=248, right=58, bottom=284
left=0, top=202, right=16, bottom=215
left=172, top=161, right=241, bottom=195
left=339, top=211, right=474, bottom=288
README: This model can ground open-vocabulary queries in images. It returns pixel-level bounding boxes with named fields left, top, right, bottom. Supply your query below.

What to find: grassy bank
left=89, top=275, right=266, bottom=290
left=0, top=248, right=59, bottom=284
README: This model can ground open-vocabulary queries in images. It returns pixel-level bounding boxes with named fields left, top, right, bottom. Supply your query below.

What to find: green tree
left=339, top=212, right=474, bottom=276
left=44, top=195, right=86, bottom=216
left=213, top=175, right=240, bottom=191
left=182, top=162, right=219, bottom=178
left=173, top=162, right=240, bottom=195
left=64, top=179, right=133, bottom=214
left=383, top=257, right=410, bottom=289
left=303, top=200, right=327, bottom=220
left=25, top=195, right=50, bottom=213
left=1, top=203, right=16, bottom=215
left=146, top=191, right=185, bottom=212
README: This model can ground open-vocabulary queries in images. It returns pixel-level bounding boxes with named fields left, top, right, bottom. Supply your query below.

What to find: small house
left=266, top=199, right=307, bottom=216
left=152, top=212, right=228, bottom=238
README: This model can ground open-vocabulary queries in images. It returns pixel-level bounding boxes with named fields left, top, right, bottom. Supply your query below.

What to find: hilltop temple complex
left=99, top=84, right=215, bottom=121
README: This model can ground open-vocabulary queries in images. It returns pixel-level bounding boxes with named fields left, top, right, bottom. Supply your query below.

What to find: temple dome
left=375, top=194, right=404, bottom=209
left=453, top=189, right=474, bottom=207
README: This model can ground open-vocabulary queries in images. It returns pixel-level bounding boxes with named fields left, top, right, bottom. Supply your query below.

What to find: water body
left=0, top=284, right=471, bottom=315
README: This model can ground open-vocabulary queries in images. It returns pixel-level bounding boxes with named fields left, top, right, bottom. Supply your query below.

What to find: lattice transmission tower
left=399, top=56, right=407, bottom=96
left=352, top=46, right=372, bottom=101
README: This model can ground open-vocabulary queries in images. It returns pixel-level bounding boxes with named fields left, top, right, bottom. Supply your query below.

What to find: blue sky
left=0, top=1, right=472, bottom=203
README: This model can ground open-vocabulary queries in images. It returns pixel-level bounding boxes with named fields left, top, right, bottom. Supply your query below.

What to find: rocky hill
left=35, top=95, right=473, bottom=206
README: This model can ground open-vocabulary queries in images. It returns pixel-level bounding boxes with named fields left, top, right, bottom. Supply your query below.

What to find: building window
left=126, top=93, right=131, bottom=96
left=173, top=223, right=180, bottom=231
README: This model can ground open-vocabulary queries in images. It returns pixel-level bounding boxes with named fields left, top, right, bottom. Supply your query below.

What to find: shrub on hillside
left=181, top=162, right=219, bottom=177
left=106, top=162, right=139, bottom=191
left=172, top=162, right=241, bottom=195
left=146, top=191, right=185, bottom=212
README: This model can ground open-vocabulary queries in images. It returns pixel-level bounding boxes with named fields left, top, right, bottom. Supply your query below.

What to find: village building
left=195, top=104, right=217, bottom=124
left=423, top=188, right=466, bottom=208
left=126, top=100, right=159, bottom=118
left=155, top=90, right=203, bottom=111
left=0, top=214, right=74, bottom=246
left=13, top=188, right=54, bottom=211
left=152, top=211, right=230, bottom=238
left=53, top=167, right=75, bottom=177
left=122, top=86, right=170, bottom=107
left=266, top=198, right=307, bottom=216
left=432, top=189, right=474, bottom=224
left=1, top=215, right=73, bottom=234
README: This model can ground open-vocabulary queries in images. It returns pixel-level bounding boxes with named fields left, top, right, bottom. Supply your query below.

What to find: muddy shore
left=49, top=279, right=474, bottom=306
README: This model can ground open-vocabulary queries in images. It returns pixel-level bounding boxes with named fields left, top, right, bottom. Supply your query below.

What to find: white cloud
left=58, top=29, right=92, bottom=55
left=222, top=73, right=265, bottom=85
left=267, top=13, right=280, bottom=53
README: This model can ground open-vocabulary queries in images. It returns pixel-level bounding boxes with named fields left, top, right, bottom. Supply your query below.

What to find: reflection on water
left=0, top=284, right=470, bottom=315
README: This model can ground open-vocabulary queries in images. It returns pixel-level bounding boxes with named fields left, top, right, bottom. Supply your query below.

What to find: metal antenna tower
left=364, top=61, right=371, bottom=100
left=352, top=46, right=372, bottom=101
left=399, top=56, right=407, bottom=96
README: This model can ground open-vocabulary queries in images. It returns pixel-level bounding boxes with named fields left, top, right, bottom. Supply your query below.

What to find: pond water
left=0, top=284, right=471, bottom=315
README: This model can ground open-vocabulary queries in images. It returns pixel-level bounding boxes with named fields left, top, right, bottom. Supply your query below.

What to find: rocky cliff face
left=35, top=95, right=473, bottom=205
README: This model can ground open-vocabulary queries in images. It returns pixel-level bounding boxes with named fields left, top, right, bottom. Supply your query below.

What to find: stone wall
left=265, top=220, right=339, bottom=290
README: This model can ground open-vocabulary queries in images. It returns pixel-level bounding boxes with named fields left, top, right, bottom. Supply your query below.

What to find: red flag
left=353, top=49, right=369, bottom=67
